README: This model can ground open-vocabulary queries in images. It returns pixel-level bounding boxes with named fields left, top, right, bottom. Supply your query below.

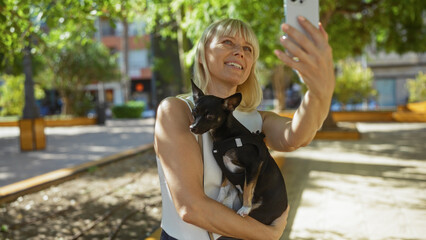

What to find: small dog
left=189, top=80, right=288, bottom=225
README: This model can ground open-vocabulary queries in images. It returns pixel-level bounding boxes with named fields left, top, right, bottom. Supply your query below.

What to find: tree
left=321, top=0, right=426, bottom=60
left=151, top=36, right=183, bottom=100
left=0, top=0, right=101, bottom=119
left=334, top=60, right=377, bottom=110
left=38, top=29, right=120, bottom=116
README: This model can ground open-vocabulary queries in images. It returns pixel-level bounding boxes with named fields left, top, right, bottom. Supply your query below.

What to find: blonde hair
left=193, top=19, right=262, bottom=112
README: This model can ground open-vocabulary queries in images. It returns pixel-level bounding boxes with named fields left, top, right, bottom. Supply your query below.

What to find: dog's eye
left=206, top=114, right=215, bottom=120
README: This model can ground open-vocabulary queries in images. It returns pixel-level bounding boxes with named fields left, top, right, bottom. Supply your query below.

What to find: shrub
left=407, top=72, right=426, bottom=103
left=72, top=92, right=95, bottom=117
left=334, top=60, right=377, bottom=110
left=112, top=101, right=145, bottom=119
left=0, top=74, right=45, bottom=116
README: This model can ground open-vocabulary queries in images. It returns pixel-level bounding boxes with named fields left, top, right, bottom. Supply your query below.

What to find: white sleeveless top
left=156, top=96, right=263, bottom=240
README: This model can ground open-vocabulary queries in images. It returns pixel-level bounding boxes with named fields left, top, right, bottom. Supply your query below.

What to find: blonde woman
left=155, top=18, right=335, bottom=240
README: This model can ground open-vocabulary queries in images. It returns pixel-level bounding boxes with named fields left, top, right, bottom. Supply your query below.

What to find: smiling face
left=193, top=19, right=262, bottom=111
left=205, top=34, right=254, bottom=90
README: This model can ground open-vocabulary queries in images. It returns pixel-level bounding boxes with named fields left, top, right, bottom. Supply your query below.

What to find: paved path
left=1, top=120, right=425, bottom=240
left=278, top=122, right=426, bottom=240
left=0, top=119, right=155, bottom=187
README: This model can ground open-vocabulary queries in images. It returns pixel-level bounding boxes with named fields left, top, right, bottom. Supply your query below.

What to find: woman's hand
left=274, top=16, right=335, bottom=102
left=268, top=205, right=290, bottom=239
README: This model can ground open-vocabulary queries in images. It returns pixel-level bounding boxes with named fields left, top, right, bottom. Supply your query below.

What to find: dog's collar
left=212, top=131, right=265, bottom=152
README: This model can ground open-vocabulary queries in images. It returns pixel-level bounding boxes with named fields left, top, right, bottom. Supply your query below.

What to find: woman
left=154, top=17, right=335, bottom=240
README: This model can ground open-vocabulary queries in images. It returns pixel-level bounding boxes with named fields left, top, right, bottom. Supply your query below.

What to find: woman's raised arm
left=264, top=17, right=335, bottom=152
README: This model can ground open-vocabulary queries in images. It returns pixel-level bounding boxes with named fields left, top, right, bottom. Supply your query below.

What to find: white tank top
left=156, top=96, right=263, bottom=240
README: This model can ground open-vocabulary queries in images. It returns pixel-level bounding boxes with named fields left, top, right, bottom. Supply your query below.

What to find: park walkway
left=0, top=119, right=155, bottom=187
left=277, top=122, right=426, bottom=240
left=1, top=120, right=425, bottom=239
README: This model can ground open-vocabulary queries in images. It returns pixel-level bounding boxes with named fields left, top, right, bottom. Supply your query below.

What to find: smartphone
left=284, top=0, right=319, bottom=44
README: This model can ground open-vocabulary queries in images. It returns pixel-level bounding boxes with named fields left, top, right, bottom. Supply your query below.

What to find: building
left=367, top=52, right=426, bottom=109
left=85, top=18, right=153, bottom=111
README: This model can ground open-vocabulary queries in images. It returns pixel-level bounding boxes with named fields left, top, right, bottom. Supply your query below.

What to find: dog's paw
left=237, top=206, right=252, bottom=217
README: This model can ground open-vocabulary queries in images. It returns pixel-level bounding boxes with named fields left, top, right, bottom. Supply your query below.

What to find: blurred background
left=0, top=0, right=425, bottom=239
left=1, top=0, right=425, bottom=121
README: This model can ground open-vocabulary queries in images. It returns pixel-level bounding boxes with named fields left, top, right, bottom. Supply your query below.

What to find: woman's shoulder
left=258, top=110, right=283, bottom=121
left=156, top=96, right=193, bottom=128
left=158, top=96, right=188, bottom=109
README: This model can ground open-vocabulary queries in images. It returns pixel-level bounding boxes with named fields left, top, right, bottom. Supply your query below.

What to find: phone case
left=284, top=0, right=319, bottom=43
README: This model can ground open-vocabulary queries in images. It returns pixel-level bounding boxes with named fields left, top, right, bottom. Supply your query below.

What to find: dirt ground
left=0, top=149, right=162, bottom=240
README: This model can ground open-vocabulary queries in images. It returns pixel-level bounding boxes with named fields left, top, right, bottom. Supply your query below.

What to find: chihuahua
left=189, top=80, right=288, bottom=225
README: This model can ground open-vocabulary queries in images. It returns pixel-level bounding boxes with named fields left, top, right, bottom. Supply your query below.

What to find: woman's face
left=205, top=34, right=254, bottom=88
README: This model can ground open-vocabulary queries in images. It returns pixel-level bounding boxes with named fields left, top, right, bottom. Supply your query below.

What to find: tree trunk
left=22, top=44, right=40, bottom=119
left=321, top=113, right=338, bottom=130
left=60, top=95, right=74, bottom=116
left=320, top=9, right=334, bottom=28
left=272, top=65, right=293, bottom=111
left=317, top=13, right=338, bottom=130
left=121, top=18, right=130, bottom=102
left=176, top=7, right=190, bottom=92
left=149, top=33, right=158, bottom=110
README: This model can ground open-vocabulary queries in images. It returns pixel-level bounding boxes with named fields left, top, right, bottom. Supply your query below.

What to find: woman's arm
left=154, top=97, right=287, bottom=240
left=262, top=17, right=335, bottom=152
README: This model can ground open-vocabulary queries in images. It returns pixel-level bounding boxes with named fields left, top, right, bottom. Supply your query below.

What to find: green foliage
left=407, top=72, right=426, bottom=103
left=323, top=0, right=426, bottom=60
left=112, top=101, right=145, bottom=119
left=145, top=0, right=285, bottom=68
left=100, top=0, right=146, bottom=22
left=37, top=30, right=120, bottom=115
left=0, top=74, right=45, bottom=116
left=72, top=92, right=96, bottom=117
left=0, top=0, right=100, bottom=68
left=145, top=0, right=425, bottom=66
left=1, top=224, right=8, bottom=233
left=0, top=0, right=113, bottom=117
left=334, top=60, right=377, bottom=108
left=87, top=166, right=98, bottom=173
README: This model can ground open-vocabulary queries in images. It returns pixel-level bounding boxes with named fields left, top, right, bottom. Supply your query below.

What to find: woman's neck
left=206, top=81, right=238, bottom=98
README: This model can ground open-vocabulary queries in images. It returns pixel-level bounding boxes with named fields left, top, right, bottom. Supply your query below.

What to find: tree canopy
left=145, top=0, right=425, bottom=65
left=2, top=0, right=424, bottom=74
left=0, top=0, right=100, bottom=68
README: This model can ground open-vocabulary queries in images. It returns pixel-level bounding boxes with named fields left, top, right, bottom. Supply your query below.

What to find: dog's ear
left=191, top=79, right=204, bottom=102
left=223, top=93, right=242, bottom=111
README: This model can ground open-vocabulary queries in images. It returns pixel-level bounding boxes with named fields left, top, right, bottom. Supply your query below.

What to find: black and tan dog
left=189, top=80, right=288, bottom=225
